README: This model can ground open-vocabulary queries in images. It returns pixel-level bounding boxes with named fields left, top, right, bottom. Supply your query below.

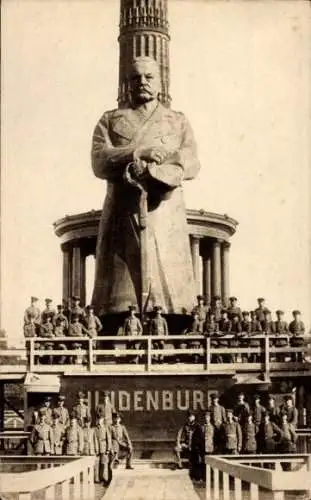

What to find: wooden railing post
left=61, top=479, right=70, bottom=499
left=88, top=338, right=94, bottom=372
left=147, top=336, right=152, bottom=372
left=250, top=483, right=259, bottom=500
left=213, top=467, right=220, bottom=500
left=264, top=336, right=270, bottom=378
left=234, top=477, right=242, bottom=500
left=205, top=337, right=211, bottom=372
left=29, top=338, right=34, bottom=372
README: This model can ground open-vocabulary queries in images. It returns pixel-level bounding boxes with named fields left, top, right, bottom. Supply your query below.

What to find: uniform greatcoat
left=91, top=103, right=200, bottom=315
left=31, top=422, right=53, bottom=455
left=64, top=425, right=83, bottom=455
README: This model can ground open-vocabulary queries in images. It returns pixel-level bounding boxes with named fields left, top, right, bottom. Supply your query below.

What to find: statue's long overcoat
left=91, top=102, right=201, bottom=315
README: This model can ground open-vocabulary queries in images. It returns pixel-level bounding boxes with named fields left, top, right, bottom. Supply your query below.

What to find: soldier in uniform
left=192, top=411, right=214, bottom=481
left=110, top=412, right=133, bottom=470
left=149, top=306, right=169, bottom=363
left=278, top=413, right=297, bottom=454
left=208, top=394, right=226, bottom=453
left=30, top=408, right=53, bottom=455
left=274, top=310, right=289, bottom=361
left=242, top=414, right=257, bottom=454
left=41, top=298, right=56, bottom=324
left=254, top=298, right=270, bottom=329
left=23, top=316, right=37, bottom=338
left=84, top=305, right=102, bottom=337
left=185, top=311, right=203, bottom=364
left=249, top=311, right=262, bottom=362
left=51, top=410, right=65, bottom=455
left=233, top=393, right=250, bottom=426
left=54, top=395, right=70, bottom=428
left=191, top=295, right=209, bottom=332
left=227, top=297, right=243, bottom=322
left=54, top=304, right=69, bottom=331
left=95, top=391, right=115, bottom=427
left=280, top=396, right=298, bottom=429
left=123, top=305, right=143, bottom=363
left=262, top=310, right=275, bottom=337
left=24, top=296, right=41, bottom=326
left=82, top=417, right=98, bottom=456
left=228, top=313, right=243, bottom=362
left=64, top=415, right=83, bottom=455
left=53, top=317, right=67, bottom=365
left=94, top=414, right=112, bottom=484
left=252, top=395, right=266, bottom=432
left=174, top=411, right=198, bottom=472
left=221, top=409, right=242, bottom=455
left=209, top=296, right=223, bottom=324
left=72, top=392, right=91, bottom=427
left=289, top=310, right=305, bottom=362
left=69, top=296, right=85, bottom=322
left=257, top=413, right=281, bottom=455
left=266, top=394, right=280, bottom=424
left=68, top=315, right=89, bottom=364
left=35, top=397, right=53, bottom=426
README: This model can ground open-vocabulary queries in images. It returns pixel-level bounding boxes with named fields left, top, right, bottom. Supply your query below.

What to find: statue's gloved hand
left=134, top=146, right=168, bottom=165
left=129, top=159, right=148, bottom=179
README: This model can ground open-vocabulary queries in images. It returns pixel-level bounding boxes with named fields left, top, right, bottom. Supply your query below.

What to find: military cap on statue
left=276, top=310, right=284, bottom=315
left=31, top=296, right=39, bottom=302
left=292, top=310, right=301, bottom=316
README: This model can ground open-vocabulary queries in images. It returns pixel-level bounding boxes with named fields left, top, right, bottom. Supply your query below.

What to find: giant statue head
left=129, top=56, right=160, bottom=105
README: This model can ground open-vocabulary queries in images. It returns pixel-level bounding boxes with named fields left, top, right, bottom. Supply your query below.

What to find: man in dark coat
left=252, top=395, right=266, bottom=432
left=110, top=412, right=133, bottom=470
left=233, top=393, right=250, bottom=426
left=174, top=411, right=198, bottom=472
left=221, top=409, right=242, bottom=454
left=208, top=394, right=226, bottom=452
left=257, top=413, right=281, bottom=454
left=242, top=414, right=257, bottom=454
left=94, top=415, right=112, bottom=484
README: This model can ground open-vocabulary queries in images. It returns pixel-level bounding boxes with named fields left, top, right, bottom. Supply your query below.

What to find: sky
left=1, top=0, right=311, bottom=345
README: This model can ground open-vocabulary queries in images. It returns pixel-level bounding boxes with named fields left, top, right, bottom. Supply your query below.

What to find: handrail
left=0, top=455, right=96, bottom=499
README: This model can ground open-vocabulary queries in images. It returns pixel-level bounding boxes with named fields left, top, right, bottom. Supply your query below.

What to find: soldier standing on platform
left=96, top=391, right=114, bottom=427
left=51, top=411, right=65, bottom=455
left=68, top=316, right=89, bottom=364
left=227, top=297, right=243, bottom=322
left=208, top=394, right=226, bottom=452
left=72, top=392, right=91, bottom=427
left=54, top=395, right=70, bottom=428
left=241, top=311, right=252, bottom=334
left=252, top=394, right=266, bottom=432
left=70, top=296, right=86, bottom=322
left=64, top=415, right=83, bottom=455
left=30, top=408, right=53, bottom=455
left=24, top=296, right=41, bottom=326
left=274, top=310, right=289, bottom=361
left=94, top=414, right=112, bottom=485
left=242, top=414, right=257, bottom=454
left=262, top=310, right=275, bottom=336
left=84, top=305, right=102, bottom=337
left=82, top=417, right=98, bottom=456
left=149, top=306, right=169, bottom=363
left=54, top=304, right=69, bottom=331
left=192, top=295, right=209, bottom=332
left=254, top=298, right=270, bottom=329
left=192, top=411, right=214, bottom=481
left=221, top=409, right=242, bottom=455
left=289, top=310, right=305, bottom=362
left=174, top=411, right=198, bottom=472
left=23, top=316, right=37, bottom=338
left=209, top=296, right=223, bottom=324
left=280, top=396, right=298, bottom=429
left=35, top=397, right=53, bottom=426
left=185, top=311, right=203, bottom=364
left=123, top=305, right=143, bottom=363
left=110, top=412, right=133, bottom=470
left=266, top=394, right=280, bottom=424
left=41, top=298, right=56, bottom=324
left=257, top=413, right=281, bottom=455
left=234, top=393, right=250, bottom=426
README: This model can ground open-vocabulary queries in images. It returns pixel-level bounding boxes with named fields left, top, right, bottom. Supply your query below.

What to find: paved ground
left=102, top=469, right=201, bottom=500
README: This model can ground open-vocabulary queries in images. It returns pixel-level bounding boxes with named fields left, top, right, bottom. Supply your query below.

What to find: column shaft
left=80, top=254, right=86, bottom=306
left=190, top=236, right=201, bottom=295
left=72, top=246, right=81, bottom=298
left=211, top=239, right=222, bottom=298
left=221, top=242, right=230, bottom=307
left=62, top=247, right=71, bottom=303
left=202, top=243, right=212, bottom=304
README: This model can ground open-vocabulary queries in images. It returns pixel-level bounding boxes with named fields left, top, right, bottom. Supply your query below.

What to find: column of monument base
left=211, top=239, right=222, bottom=299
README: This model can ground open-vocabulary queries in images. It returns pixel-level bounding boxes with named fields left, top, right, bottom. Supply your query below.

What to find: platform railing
left=1, top=334, right=310, bottom=374
left=205, top=453, right=311, bottom=500
left=0, top=455, right=96, bottom=499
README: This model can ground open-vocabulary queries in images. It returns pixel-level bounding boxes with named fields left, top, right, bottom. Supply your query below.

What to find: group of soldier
left=29, top=391, right=133, bottom=485
left=23, top=295, right=307, bottom=365
left=175, top=392, right=299, bottom=480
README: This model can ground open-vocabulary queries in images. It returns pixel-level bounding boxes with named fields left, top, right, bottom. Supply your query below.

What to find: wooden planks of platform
left=102, top=469, right=200, bottom=500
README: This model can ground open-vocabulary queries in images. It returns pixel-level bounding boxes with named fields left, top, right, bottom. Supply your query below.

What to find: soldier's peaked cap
left=292, top=310, right=301, bottom=315
left=45, top=298, right=52, bottom=303
left=196, top=295, right=204, bottom=300
left=58, top=395, right=65, bottom=400
left=128, top=305, right=136, bottom=311
left=86, top=305, right=95, bottom=310
left=103, top=390, right=110, bottom=396
left=78, top=391, right=85, bottom=399
left=276, top=310, right=284, bottom=315
left=154, top=305, right=162, bottom=311
left=112, top=411, right=122, bottom=419
left=254, top=394, right=260, bottom=400
left=226, top=408, right=234, bottom=414
left=72, top=295, right=80, bottom=301
left=257, top=297, right=265, bottom=302
left=229, top=296, right=237, bottom=301
left=44, top=396, right=52, bottom=402
left=57, top=304, right=63, bottom=309
left=31, top=296, right=39, bottom=301
left=213, top=295, right=221, bottom=300
left=242, top=311, right=250, bottom=316
left=268, top=394, right=275, bottom=400
left=264, top=309, right=271, bottom=314
left=187, top=409, right=195, bottom=416
left=39, top=408, right=47, bottom=415
left=284, top=395, right=293, bottom=401
left=211, top=394, right=219, bottom=400
left=52, top=410, right=60, bottom=418
left=238, top=392, right=244, bottom=397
